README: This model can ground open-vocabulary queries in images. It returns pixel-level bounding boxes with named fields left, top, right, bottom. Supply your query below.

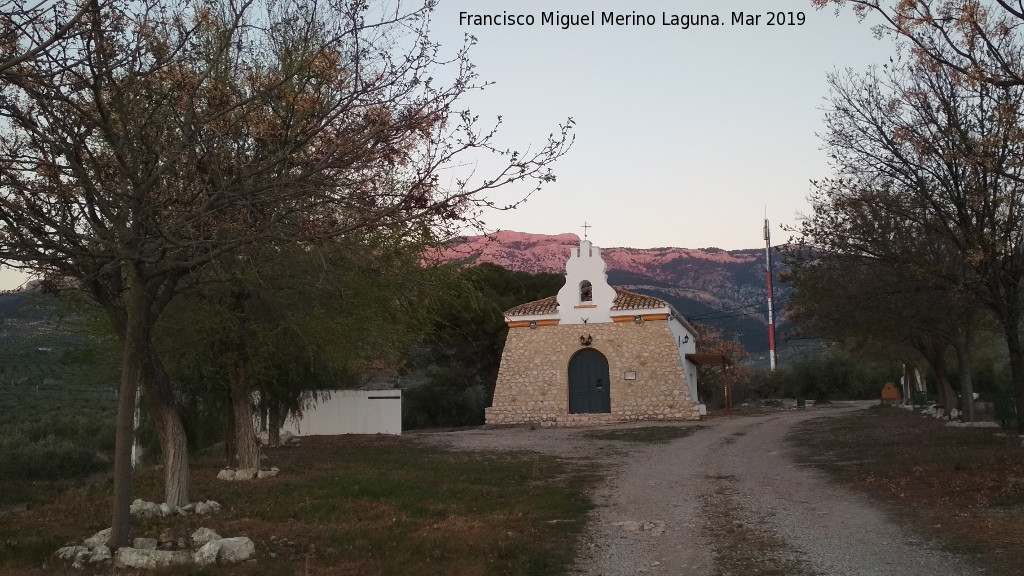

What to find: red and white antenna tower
left=764, top=218, right=777, bottom=371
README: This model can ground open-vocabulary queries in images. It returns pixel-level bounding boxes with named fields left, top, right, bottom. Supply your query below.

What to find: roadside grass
left=0, top=434, right=597, bottom=576
left=788, top=404, right=1024, bottom=576
left=582, top=425, right=700, bottom=444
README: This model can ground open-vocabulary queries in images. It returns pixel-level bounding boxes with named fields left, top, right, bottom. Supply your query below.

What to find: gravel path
left=415, top=402, right=980, bottom=576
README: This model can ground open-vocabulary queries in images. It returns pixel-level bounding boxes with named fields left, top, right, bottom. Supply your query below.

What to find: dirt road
left=418, top=402, right=980, bottom=576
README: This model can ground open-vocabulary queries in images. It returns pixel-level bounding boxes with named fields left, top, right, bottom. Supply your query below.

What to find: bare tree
left=0, top=0, right=572, bottom=547
left=0, top=0, right=94, bottom=78
left=793, top=47, right=1024, bottom=428
left=815, top=0, right=1024, bottom=86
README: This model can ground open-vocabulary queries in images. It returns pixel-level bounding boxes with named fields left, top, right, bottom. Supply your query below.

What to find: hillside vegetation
left=0, top=293, right=117, bottom=505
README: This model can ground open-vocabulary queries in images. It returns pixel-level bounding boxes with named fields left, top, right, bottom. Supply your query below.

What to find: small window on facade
left=580, top=280, right=593, bottom=302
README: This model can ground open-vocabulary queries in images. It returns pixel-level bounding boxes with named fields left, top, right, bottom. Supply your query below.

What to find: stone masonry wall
left=486, top=320, right=700, bottom=426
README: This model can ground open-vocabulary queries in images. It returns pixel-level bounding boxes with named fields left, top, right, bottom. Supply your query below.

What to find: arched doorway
left=568, top=348, right=611, bottom=414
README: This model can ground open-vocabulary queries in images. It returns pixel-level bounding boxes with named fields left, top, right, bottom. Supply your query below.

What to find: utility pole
left=764, top=218, right=777, bottom=371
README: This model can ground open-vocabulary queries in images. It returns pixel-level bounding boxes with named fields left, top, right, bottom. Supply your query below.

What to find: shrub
left=766, top=350, right=901, bottom=400
left=0, top=433, right=104, bottom=481
left=402, top=367, right=490, bottom=429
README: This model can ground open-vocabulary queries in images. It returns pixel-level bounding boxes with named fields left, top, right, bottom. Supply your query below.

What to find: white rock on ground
left=83, top=527, right=111, bottom=550
left=113, top=548, right=192, bottom=569
left=257, top=467, right=280, bottom=478
left=71, top=550, right=88, bottom=571
left=191, top=499, right=221, bottom=515
left=130, top=498, right=219, bottom=517
left=88, top=545, right=111, bottom=563
left=193, top=540, right=222, bottom=567
left=193, top=537, right=255, bottom=567
left=220, top=467, right=280, bottom=480
left=130, top=499, right=162, bottom=518
left=191, top=527, right=222, bottom=547
left=57, top=520, right=244, bottom=569
left=218, top=537, right=256, bottom=563
left=234, top=468, right=257, bottom=480
left=946, top=420, right=1001, bottom=428
left=55, top=545, right=89, bottom=561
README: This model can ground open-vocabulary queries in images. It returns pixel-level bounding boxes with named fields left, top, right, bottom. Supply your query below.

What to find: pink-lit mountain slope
left=434, top=231, right=781, bottom=353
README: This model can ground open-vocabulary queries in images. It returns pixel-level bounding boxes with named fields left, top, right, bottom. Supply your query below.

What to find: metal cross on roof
left=581, top=221, right=591, bottom=240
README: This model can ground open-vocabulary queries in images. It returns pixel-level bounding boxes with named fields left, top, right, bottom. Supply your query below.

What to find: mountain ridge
left=434, top=231, right=782, bottom=354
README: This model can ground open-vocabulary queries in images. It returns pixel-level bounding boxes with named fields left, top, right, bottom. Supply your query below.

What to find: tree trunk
left=231, top=341, right=260, bottom=471
left=225, top=397, right=236, bottom=467
left=907, top=361, right=928, bottom=404
left=110, top=276, right=148, bottom=549
left=1004, top=321, right=1024, bottom=434
left=110, top=347, right=141, bottom=550
left=141, top=349, right=189, bottom=507
left=934, top=355, right=955, bottom=418
left=155, top=410, right=190, bottom=507
left=956, top=324, right=975, bottom=423
left=901, top=363, right=910, bottom=404
left=268, top=403, right=281, bottom=446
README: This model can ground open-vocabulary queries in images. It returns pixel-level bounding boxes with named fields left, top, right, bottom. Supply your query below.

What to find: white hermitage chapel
left=486, top=238, right=706, bottom=426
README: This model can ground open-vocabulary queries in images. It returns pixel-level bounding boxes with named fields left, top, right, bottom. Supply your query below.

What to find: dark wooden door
left=568, top=348, right=611, bottom=414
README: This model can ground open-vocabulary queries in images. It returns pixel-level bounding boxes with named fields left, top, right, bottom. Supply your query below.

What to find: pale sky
left=432, top=0, right=897, bottom=250
left=0, top=1, right=897, bottom=291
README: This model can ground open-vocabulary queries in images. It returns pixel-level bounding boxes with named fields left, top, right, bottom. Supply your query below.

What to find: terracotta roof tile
left=505, top=295, right=558, bottom=316
left=504, top=288, right=669, bottom=317
left=610, top=288, right=668, bottom=310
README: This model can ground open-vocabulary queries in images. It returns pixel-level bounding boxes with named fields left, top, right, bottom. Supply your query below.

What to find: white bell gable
left=556, top=240, right=617, bottom=325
